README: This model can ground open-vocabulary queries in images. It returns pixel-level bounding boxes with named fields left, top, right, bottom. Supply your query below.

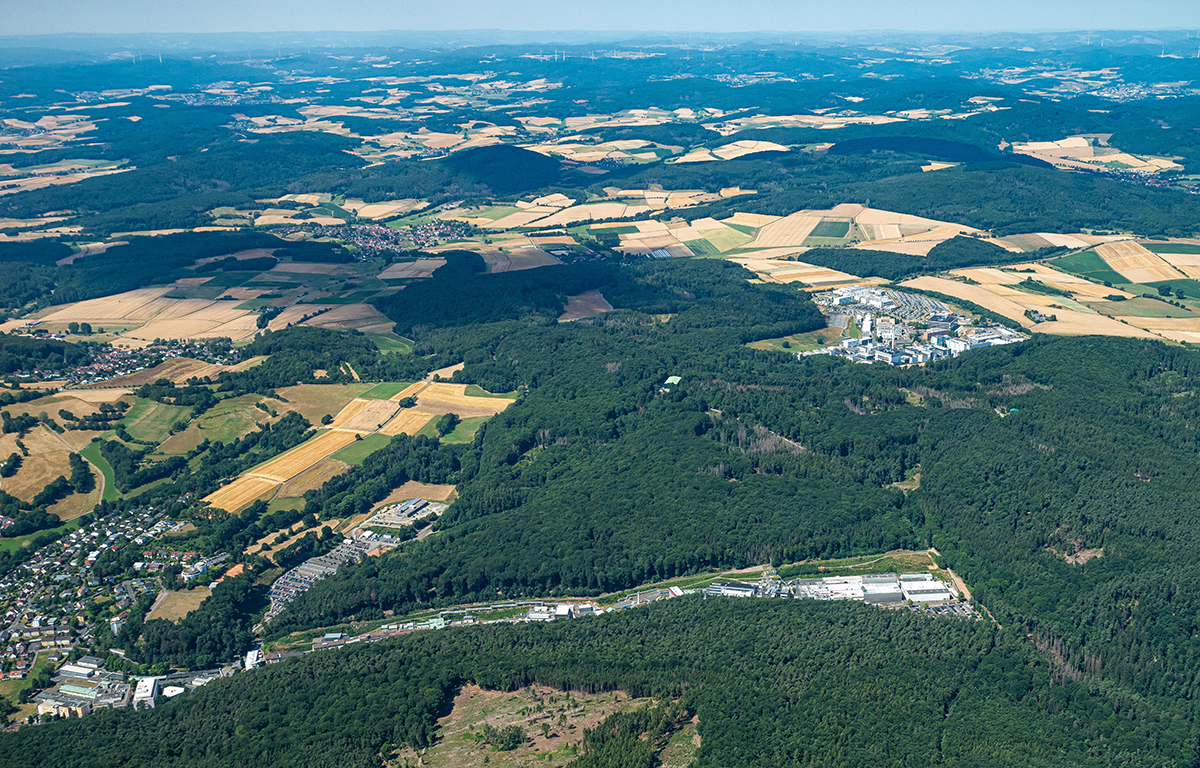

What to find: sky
left=6, top=0, right=1200, bottom=36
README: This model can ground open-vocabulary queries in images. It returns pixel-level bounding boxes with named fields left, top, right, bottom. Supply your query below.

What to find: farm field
left=436, top=416, right=490, bottom=445
left=418, top=382, right=516, bottom=411
left=276, top=456, right=352, bottom=498
left=202, top=475, right=279, bottom=513
left=900, top=274, right=1167, bottom=339
left=1050, top=249, right=1129, bottom=284
left=147, top=588, right=211, bottom=622
left=0, top=285, right=263, bottom=345
left=366, top=333, right=413, bottom=355
left=331, top=399, right=402, bottom=432
left=269, top=383, right=373, bottom=423
left=247, top=430, right=360, bottom=483
left=330, top=434, right=392, bottom=465
left=748, top=324, right=846, bottom=353
left=120, top=400, right=192, bottom=444
left=0, top=427, right=74, bottom=504
left=1093, top=241, right=1185, bottom=283
left=79, top=442, right=118, bottom=501
left=45, top=479, right=101, bottom=523
left=558, top=290, right=613, bottom=322
left=159, top=394, right=273, bottom=454
left=378, top=409, right=437, bottom=436
left=359, top=382, right=415, bottom=400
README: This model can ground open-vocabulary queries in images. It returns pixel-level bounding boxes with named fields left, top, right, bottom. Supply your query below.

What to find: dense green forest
left=796, top=237, right=1062, bottom=281
left=223, top=259, right=1200, bottom=744
left=3, top=599, right=1192, bottom=768
left=8, top=36, right=1200, bottom=766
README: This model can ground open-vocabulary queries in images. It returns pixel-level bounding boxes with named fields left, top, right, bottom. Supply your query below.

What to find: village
left=2, top=489, right=982, bottom=728
left=804, top=285, right=1027, bottom=366
left=0, top=335, right=243, bottom=386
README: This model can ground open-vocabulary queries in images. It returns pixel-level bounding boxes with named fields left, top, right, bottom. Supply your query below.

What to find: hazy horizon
left=6, top=0, right=1200, bottom=37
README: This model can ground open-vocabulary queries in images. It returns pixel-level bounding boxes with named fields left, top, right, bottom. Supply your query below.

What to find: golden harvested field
left=559, top=290, right=614, bottom=322
left=1117, top=317, right=1200, bottom=344
left=0, top=426, right=86, bottom=504
left=4, top=449, right=71, bottom=503
left=326, top=398, right=369, bottom=428
left=277, top=456, right=352, bottom=497
left=730, top=257, right=863, bottom=287
left=45, top=480, right=100, bottom=522
left=963, top=264, right=1136, bottom=299
left=857, top=241, right=942, bottom=257
left=390, top=381, right=431, bottom=400
left=203, top=476, right=280, bottom=512
left=59, top=388, right=133, bottom=403
left=419, top=382, right=514, bottom=411
left=378, top=409, right=436, bottom=436
left=1037, top=233, right=1091, bottom=249
left=147, top=589, right=211, bottom=622
left=900, top=276, right=1158, bottom=339
left=334, top=399, right=402, bottom=432
left=744, top=213, right=822, bottom=248
left=371, top=481, right=457, bottom=510
left=426, top=362, right=464, bottom=381
left=726, top=212, right=779, bottom=228
left=247, top=430, right=360, bottom=483
left=1153, top=252, right=1200, bottom=280
left=0, top=285, right=261, bottom=342
left=1094, top=241, right=1183, bottom=283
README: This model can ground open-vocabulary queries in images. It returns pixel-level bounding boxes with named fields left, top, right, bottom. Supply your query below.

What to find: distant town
left=805, top=286, right=1026, bottom=366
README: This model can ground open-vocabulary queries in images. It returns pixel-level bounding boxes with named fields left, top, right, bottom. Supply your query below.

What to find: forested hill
left=228, top=260, right=1200, bottom=729
left=2, top=599, right=1190, bottom=768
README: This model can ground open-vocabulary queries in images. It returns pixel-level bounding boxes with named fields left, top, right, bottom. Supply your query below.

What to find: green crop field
left=702, top=228, right=754, bottom=252
left=810, top=220, right=851, bottom=238
left=359, top=382, right=414, bottom=400
left=367, top=333, right=413, bottom=355
left=160, top=394, right=271, bottom=454
left=1090, top=297, right=1197, bottom=318
left=1146, top=279, right=1200, bottom=299
left=439, top=416, right=489, bottom=444
left=331, top=434, right=392, bottom=465
left=463, top=385, right=519, bottom=399
left=235, top=298, right=272, bottom=311
left=121, top=400, right=193, bottom=444
left=682, top=238, right=718, bottom=256
left=1050, top=250, right=1128, bottom=284
left=1142, top=242, right=1200, bottom=255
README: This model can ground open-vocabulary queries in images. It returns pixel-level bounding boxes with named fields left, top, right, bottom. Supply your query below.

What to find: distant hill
left=440, top=145, right=564, bottom=196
